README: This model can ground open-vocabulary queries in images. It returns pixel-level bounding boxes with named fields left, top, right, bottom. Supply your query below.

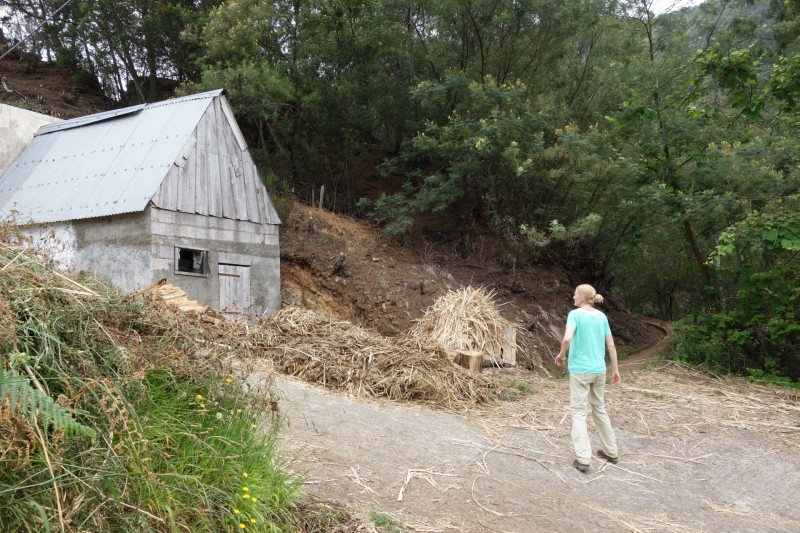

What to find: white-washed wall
left=0, top=104, right=61, bottom=176
left=24, top=222, right=77, bottom=272
left=70, top=212, right=153, bottom=293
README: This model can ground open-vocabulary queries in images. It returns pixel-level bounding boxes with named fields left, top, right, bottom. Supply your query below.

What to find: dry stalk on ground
left=490, top=360, right=800, bottom=451
left=137, top=296, right=502, bottom=408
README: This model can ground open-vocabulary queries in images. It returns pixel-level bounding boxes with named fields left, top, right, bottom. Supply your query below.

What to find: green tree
left=682, top=195, right=800, bottom=378
left=0, top=0, right=219, bottom=100
left=194, top=0, right=417, bottom=208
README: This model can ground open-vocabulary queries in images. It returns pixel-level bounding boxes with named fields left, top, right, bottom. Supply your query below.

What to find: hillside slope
left=0, top=55, right=112, bottom=118
left=0, top=55, right=659, bottom=359
left=279, top=202, right=660, bottom=367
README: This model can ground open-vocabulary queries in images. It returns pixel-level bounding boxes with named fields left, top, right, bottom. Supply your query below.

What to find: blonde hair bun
left=576, top=284, right=604, bottom=305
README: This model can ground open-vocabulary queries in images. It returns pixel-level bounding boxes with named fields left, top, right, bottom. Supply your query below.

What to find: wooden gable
left=151, top=96, right=277, bottom=225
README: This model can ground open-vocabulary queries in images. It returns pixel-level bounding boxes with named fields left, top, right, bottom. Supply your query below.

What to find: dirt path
left=250, top=325, right=800, bottom=532
left=619, top=319, right=673, bottom=369
left=268, top=371, right=800, bottom=532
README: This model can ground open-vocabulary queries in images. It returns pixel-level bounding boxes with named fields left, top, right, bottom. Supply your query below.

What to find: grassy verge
left=0, top=238, right=349, bottom=531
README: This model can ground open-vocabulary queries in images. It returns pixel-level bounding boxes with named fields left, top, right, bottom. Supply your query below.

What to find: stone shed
left=0, top=89, right=281, bottom=318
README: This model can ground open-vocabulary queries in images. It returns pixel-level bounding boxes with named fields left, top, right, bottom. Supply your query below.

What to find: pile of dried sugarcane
left=127, top=281, right=505, bottom=407
left=252, top=307, right=499, bottom=408
left=409, top=286, right=519, bottom=365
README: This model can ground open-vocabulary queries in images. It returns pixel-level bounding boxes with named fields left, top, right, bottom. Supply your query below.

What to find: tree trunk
left=683, top=220, right=719, bottom=312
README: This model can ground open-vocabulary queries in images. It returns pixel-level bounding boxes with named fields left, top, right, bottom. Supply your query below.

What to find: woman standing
left=555, top=284, right=620, bottom=472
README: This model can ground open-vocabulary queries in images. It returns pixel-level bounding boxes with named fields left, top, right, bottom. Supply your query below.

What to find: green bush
left=0, top=241, right=306, bottom=531
left=672, top=316, right=746, bottom=375
left=697, top=195, right=800, bottom=381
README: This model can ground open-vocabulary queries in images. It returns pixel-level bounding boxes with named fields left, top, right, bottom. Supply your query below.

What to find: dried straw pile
left=409, top=286, right=518, bottom=363
left=252, top=307, right=499, bottom=408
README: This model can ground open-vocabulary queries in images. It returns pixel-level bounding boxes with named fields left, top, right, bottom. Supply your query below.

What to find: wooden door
left=219, top=264, right=251, bottom=318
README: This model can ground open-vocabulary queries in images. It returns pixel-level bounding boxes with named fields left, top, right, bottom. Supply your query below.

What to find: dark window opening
left=175, top=247, right=209, bottom=275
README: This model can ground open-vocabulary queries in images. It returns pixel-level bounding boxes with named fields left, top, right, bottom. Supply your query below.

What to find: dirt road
left=257, top=356, right=800, bottom=532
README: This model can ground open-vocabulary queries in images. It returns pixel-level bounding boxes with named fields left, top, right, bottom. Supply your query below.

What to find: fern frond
left=0, top=366, right=96, bottom=438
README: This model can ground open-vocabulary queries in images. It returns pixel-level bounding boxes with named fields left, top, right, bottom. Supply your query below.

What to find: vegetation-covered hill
left=2, top=0, right=798, bottom=379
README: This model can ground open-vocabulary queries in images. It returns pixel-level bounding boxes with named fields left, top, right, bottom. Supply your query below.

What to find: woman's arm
left=606, top=334, right=621, bottom=385
left=555, top=326, right=575, bottom=367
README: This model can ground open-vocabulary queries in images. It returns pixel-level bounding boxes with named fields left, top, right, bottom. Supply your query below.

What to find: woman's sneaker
left=597, top=449, right=619, bottom=464
left=573, top=460, right=590, bottom=473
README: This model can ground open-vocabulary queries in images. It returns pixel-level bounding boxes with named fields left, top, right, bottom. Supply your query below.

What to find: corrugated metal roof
left=0, top=90, right=224, bottom=224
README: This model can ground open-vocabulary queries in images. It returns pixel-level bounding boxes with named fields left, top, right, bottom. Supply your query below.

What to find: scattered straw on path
left=488, top=360, right=800, bottom=451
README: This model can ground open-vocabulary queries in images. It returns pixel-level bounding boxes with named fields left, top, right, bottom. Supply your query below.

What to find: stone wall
left=19, top=207, right=281, bottom=318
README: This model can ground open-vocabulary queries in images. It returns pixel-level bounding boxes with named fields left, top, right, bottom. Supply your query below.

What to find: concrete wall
left=71, top=212, right=153, bottom=291
left=0, top=104, right=61, bottom=176
left=21, top=207, right=280, bottom=318
left=25, top=222, right=77, bottom=272
left=150, top=208, right=281, bottom=317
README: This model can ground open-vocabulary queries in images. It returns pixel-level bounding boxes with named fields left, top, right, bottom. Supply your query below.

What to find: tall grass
left=0, top=236, right=309, bottom=531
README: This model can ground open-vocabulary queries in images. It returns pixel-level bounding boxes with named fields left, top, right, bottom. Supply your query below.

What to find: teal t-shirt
left=566, top=308, right=611, bottom=374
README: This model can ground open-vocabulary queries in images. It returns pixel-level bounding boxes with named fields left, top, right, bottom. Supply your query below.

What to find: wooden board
left=455, top=351, right=483, bottom=372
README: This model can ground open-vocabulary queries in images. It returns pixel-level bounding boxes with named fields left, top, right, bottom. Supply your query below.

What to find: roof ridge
left=36, top=89, right=224, bottom=137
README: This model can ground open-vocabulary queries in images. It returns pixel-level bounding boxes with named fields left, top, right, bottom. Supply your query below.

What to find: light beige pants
left=570, top=373, right=618, bottom=465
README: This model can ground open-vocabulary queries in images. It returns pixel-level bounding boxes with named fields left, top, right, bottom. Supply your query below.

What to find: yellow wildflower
left=196, top=394, right=203, bottom=400
left=242, top=487, right=249, bottom=492
left=250, top=518, right=256, bottom=524
left=200, top=403, right=205, bottom=408
left=243, top=472, right=248, bottom=478
left=234, top=509, right=240, bottom=514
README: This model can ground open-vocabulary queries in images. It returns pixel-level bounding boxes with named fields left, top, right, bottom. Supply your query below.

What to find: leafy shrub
left=672, top=315, right=746, bottom=374
left=696, top=195, right=800, bottom=380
